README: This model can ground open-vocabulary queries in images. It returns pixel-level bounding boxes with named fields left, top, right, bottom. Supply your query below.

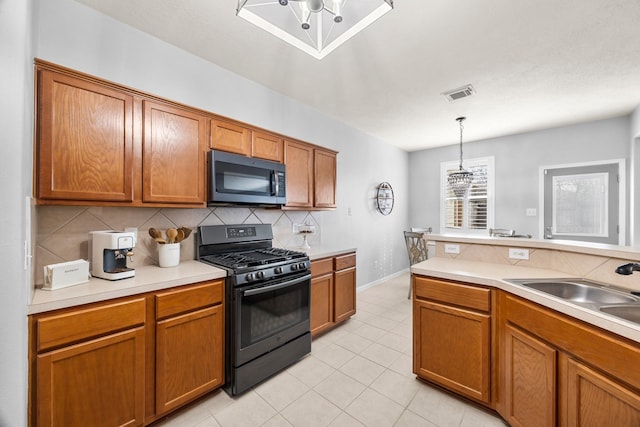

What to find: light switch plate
left=509, top=248, right=530, bottom=260
left=445, top=244, right=460, bottom=254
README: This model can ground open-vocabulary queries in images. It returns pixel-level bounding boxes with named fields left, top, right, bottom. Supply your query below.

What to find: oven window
left=239, top=280, right=310, bottom=347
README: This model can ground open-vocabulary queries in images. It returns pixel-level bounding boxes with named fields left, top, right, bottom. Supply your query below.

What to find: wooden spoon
left=154, top=237, right=166, bottom=244
left=175, top=228, right=185, bottom=243
left=178, top=226, right=192, bottom=241
left=166, top=228, right=178, bottom=244
left=148, top=228, right=162, bottom=239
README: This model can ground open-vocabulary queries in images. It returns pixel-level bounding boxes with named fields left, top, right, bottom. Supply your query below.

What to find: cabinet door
left=311, top=273, right=334, bottom=336
left=284, top=140, right=314, bottom=208
left=36, top=328, right=145, bottom=427
left=211, top=119, right=251, bottom=156
left=566, top=358, right=640, bottom=427
left=504, top=324, right=557, bottom=427
left=414, top=298, right=491, bottom=403
left=334, top=266, right=356, bottom=323
left=252, top=131, right=284, bottom=163
left=155, top=305, right=224, bottom=414
left=37, top=69, right=134, bottom=202
left=314, top=149, right=337, bottom=208
left=142, top=101, right=207, bottom=205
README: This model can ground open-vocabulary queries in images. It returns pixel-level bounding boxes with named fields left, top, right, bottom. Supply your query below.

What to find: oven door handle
left=243, top=273, right=311, bottom=297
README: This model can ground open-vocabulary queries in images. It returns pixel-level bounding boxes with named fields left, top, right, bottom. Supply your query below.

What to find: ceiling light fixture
left=237, top=0, right=394, bottom=60
left=448, top=117, right=473, bottom=199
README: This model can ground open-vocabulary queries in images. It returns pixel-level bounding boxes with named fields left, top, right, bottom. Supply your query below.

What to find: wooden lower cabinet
left=564, top=357, right=640, bottom=427
left=500, top=292, right=640, bottom=427
left=156, top=305, right=223, bottom=414
left=36, top=328, right=145, bottom=427
left=30, top=280, right=225, bottom=427
left=311, top=270, right=333, bottom=335
left=411, top=276, right=640, bottom=425
left=413, top=276, right=492, bottom=404
left=503, top=324, right=557, bottom=427
left=310, top=252, right=356, bottom=336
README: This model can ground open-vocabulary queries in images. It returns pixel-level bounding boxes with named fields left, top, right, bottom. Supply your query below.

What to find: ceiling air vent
left=443, top=84, right=476, bottom=102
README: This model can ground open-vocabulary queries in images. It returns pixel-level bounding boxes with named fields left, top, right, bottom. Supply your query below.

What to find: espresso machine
left=89, top=230, right=136, bottom=280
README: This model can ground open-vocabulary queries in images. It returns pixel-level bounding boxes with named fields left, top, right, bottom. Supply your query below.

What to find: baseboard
left=357, top=268, right=409, bottom=293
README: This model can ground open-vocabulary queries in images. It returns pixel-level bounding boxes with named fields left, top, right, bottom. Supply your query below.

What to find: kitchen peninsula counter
left=29, top=260, right=226, bottom=314
left=412, top=257, right=640, bottom=344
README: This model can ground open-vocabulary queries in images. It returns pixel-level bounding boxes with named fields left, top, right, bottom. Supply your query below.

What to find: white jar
left=158, top=243, right=180, bottom=268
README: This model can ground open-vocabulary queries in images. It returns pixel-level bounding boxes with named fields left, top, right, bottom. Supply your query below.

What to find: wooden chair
left=404, top=231, right=429, bottom=299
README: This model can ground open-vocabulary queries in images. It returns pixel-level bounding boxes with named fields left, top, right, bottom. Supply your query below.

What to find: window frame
left=440, top=156, right=495, bottom=235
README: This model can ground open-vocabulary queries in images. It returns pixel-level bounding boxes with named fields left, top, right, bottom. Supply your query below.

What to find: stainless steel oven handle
left=243, top=273, right=311, bottom=297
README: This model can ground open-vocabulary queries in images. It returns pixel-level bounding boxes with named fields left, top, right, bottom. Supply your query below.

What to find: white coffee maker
left=89, top=230, right=136, bottom=280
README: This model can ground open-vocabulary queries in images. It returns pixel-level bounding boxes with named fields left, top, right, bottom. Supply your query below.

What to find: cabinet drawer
left=335, top=253, right=356, bottom=271
left=311, top=258, right=333, bottom=277
left=414, top=276, right=490, bottom=312
left=156, top=280, right=223, bottom=320
left=36, top=298, right=146, bottom=352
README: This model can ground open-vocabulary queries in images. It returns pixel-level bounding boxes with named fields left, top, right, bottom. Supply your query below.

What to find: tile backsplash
left=35, top=206, right=322, bottom=285
left=433, top=241, right=640, bottom=292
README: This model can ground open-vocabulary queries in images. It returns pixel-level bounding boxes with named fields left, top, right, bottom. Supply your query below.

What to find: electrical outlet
left=445, top=244, right=460, bottom=254
left=509, top=248, right=530, bottom=260
left=526, top=208, right=537, bottom=216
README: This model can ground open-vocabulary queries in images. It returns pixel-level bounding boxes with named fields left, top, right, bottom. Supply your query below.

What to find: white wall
left=409, top=116, right=631, bottom=240
left=0, top=0, right=33, bottom=424
left=630, top=106, right=640, bottom=245
left=34, top=0, right=410, bottom=286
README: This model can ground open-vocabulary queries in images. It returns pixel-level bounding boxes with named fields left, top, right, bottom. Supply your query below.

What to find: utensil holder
left=158, top=243, right=180, bottom=268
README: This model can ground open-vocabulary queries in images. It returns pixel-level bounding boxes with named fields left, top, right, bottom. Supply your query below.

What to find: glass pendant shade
left=448, top=168, right=474, bottom=198
left=448, top=117, right=473, bottom=198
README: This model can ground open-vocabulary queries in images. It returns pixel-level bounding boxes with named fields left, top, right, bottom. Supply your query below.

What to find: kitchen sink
left=599, top=305, right=640, bottom=324
left=514, top=280, right=638, bottom=304
left=505, top=278, right=640, bottom=325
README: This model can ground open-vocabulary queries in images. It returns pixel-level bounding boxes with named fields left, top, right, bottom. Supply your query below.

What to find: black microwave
left=208, top=150, right=286, bottom=206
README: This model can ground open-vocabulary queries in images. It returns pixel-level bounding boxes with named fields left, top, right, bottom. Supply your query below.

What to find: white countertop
left=298, top=246, right=357, bottom=261
left=29, top=261, right=226, bottom=315
left=411, top=257, right=640, bottom=344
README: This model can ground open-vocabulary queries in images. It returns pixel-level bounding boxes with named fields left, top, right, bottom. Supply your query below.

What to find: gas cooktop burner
left=201, top=248, right=307, bottom=270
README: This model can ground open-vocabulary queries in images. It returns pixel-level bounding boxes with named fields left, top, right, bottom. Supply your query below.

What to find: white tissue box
left=43, top=259, right=90, bottom=290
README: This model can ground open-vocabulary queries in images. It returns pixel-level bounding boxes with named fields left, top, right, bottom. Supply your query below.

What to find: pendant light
left=448, top=116, right=473, bottom=198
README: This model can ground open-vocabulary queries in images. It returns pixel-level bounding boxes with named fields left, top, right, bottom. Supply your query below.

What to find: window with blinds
left=441, top=157, right=494, bottom=233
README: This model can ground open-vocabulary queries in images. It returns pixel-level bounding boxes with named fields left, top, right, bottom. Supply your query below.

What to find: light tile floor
left=153, top=273, right=507, bottom=427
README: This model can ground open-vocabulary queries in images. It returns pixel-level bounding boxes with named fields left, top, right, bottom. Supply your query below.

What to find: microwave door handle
left=272, top=170, right=279, bottom=196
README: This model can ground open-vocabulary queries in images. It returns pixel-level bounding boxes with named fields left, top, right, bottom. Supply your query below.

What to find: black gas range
left=197, top=224, right=311, bottom=396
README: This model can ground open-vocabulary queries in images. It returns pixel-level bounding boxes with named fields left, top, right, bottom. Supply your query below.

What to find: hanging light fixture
left=448, top=117, right=473, bottom=199
left=237, top=0, right=394, bottom=59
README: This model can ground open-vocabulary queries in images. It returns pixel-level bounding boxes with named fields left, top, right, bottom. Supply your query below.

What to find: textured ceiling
left=76, top=0, right=640, bottom=151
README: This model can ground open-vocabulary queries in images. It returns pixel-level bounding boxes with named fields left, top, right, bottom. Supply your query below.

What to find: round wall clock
left=376, top=182, right=394, bottom=215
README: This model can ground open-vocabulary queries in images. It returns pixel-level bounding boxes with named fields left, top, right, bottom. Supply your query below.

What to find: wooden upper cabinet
left=142, top=101, right=208, bottom=205
left=284, top=140, right=314, bottom=208
left=211, top=119, right=251, bottom=156
left=284, top=140, right=338, bottom=210
left=252, top=131, right=284, bottom=163
left=36, top=69, right=134, bottom=202
left=314, top=149, right=337, bottom=208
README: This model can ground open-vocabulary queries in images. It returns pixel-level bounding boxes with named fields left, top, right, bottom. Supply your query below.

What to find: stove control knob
left=291, top=263, right=299, bottom=271
left=245, top=273, right=255, bottom=282
left=256, top=271, right=265, bottom=280
left=274, top=267, right=283, bottom=274
left=298, top=262, right=307, bottom=270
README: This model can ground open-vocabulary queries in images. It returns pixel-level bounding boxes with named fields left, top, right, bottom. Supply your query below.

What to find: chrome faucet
left=615, top=263, right=640, bottom=275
